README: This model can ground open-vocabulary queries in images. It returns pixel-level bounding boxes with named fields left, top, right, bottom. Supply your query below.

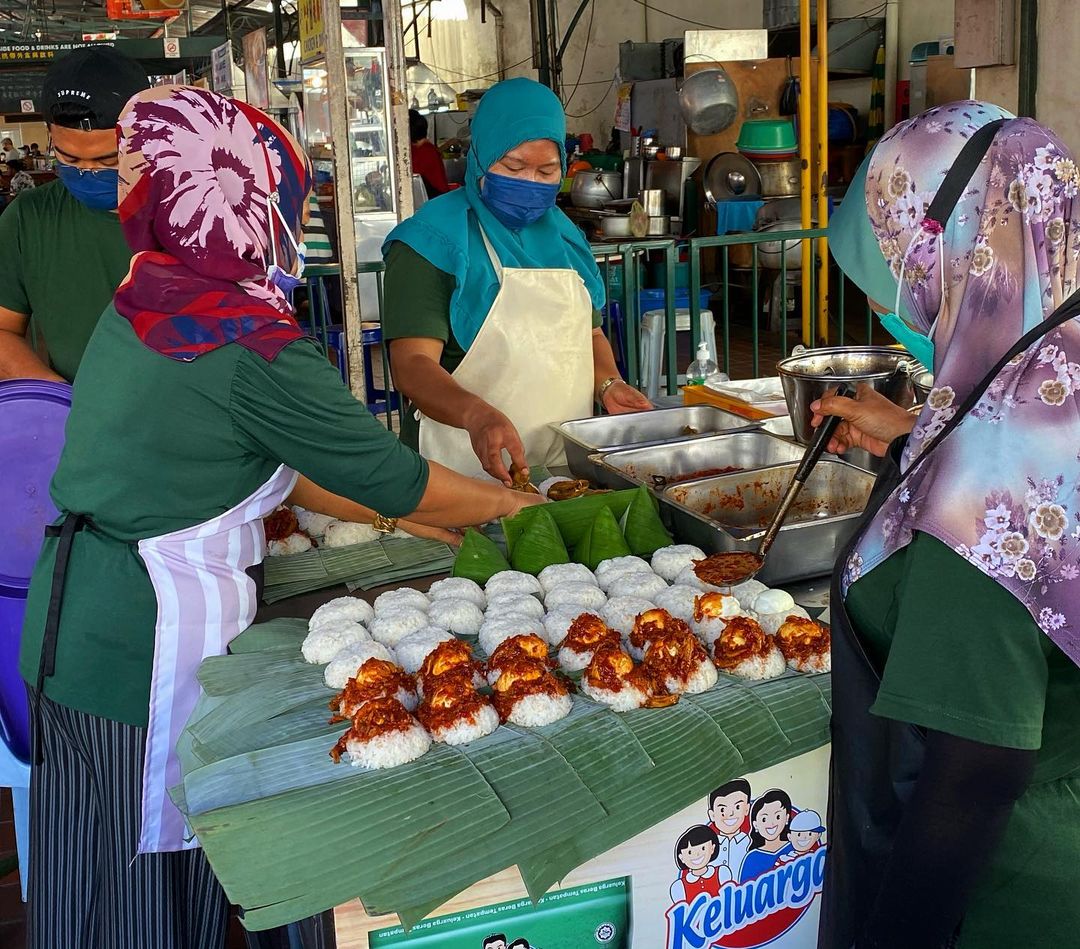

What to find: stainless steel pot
left=777, top=346, right=923, bottom=444
left=665, top=146, right=684, bottom=159
left=678, top=67, right=739, bottom=135
left=913, top=369, right=934, bottom=403
left=640, top=189, right=665, bottom=216
left=642, top=145, right=662, bottom=159
left=570, top=170, right=624, bottom=209
left=754, top=158, right=801, bottom=197
left=755, top=221, right=806, bottom=268
left=600, top=214, right=635, bottom=238
left=645, top=215, right=671, bottom=235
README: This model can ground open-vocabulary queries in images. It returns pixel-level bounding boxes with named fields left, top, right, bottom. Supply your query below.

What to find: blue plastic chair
left=0, top=732, right=29, bottom=899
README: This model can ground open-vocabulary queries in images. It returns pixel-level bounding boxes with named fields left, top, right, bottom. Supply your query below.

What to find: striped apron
left=135, top=464, right=298, bottom=853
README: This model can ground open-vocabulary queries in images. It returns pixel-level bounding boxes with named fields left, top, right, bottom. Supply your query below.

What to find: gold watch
left=372, top=513, right=398, bottom=535
left=597, top=376, right=621, bottom=403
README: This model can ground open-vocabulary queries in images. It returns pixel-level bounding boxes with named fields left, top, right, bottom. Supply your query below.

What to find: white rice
left=650, top=544, right=707, bottom=582
left=370, top=608, right=429, bottom=647
left=541, top=608, right=591, bottom=647
left=301, top=623, right=371, bottom=664
left=426, top=598, right=485, bottom=637
left=581, top=680, right=650, bottom=712
left=267, top=533, right=314, bottom=557
left=323, top=640, right=394, bottom=689
left=537, top=562, right=597, bottom=594
left=595, top=555, right=651, bottom=583
left=557, top=643, right=602, bottom=672
left=479, top=614, right=548, bottom=656
left=486, top=593, right=545, bottom=621
left=724, top=644, right=788, bottom=681
left=758, top=604, right=811, bottom=637
left=430, top=703, right=500, bottom=745
left=601, top=596, right=658, bottom=636
left=292, top=505, right=336, bottom=538
left=323, top=520, right=382, bottom=548
left=691, top=594, right=744, bottom=645
left=309, top=596, right=374, bottom=633
left=752, top=588, right=796, bottom=616
left=732, top=579, right=769, bottom=611
left=485, top=570, right=542, bottom=598
left=374, top=588, right=431, bottom=616
left=604, top=572, right=669, bottom=601
left=665, top=660, right=718, bottom=695
left=393, top=626, right=456, bottom=674
left=673, top=565, right=709, bottom=591
left=543, top=582, right=608, bottom=613
left=340, top=721, right=431, bottom=769
left=788, top=650, right=832, bottom=674
left=653, top=585, right=702, bottom=624
left=503, top=690, right=573, bottom=727
left=427, top=577, right=486, bottom=609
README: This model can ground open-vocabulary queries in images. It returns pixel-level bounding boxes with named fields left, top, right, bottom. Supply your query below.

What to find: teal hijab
left=383, top=78, right=606, bottom=350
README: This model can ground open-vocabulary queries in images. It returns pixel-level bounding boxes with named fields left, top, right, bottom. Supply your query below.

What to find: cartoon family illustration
left=669, top=779, right=826, bottom=904
left=481, top=934, right=536, bottom=949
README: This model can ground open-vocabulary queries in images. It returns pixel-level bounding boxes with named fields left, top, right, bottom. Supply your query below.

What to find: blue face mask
left=266, top=195, right=306, bottom=295
left=877, top=309, right=935, bottom=369
left=481, top=171, right=559, bottom=229
left=54, top=162, right=119, bottom=211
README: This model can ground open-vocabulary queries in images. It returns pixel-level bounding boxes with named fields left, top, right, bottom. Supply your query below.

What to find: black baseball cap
left=42, top=46, right=150, bottom=130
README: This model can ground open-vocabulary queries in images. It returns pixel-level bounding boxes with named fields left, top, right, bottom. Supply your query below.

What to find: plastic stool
left=323, top=324, right=400, bottom=424
left=0, top=738, right=29, bottom=899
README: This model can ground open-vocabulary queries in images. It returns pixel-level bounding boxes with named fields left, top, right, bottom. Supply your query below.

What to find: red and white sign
left=163, top=37, right=181, bottom=59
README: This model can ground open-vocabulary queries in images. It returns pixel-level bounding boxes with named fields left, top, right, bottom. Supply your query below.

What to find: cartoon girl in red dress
left=670, top=824, right=734, bottom=905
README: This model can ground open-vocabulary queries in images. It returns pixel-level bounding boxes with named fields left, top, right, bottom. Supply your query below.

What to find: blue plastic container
left=637, top=287, right=711, bottom=314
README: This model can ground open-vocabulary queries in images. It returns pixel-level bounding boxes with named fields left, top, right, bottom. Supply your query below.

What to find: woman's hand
left=602, top=380, right=653, bottom=414
left=396, top=519, right=465, bottom=546
left=503, top=490, right=548, bottom=518
left=810, top=383, right=917, bottom=457
left=462, top=400, right=528, bottom=486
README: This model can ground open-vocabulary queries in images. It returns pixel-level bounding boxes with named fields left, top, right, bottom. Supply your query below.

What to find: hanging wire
left=560, top=0, right=595, bottom=111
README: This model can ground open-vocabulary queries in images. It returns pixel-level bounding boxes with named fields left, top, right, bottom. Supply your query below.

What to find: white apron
left=417, top=227, right=595, bottom=478
left=135, top=464, right=298, bottom=853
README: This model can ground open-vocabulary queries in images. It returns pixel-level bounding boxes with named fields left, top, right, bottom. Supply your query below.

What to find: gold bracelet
left=596, top=376, right=621, bottom=403
left=372, top=513, right=398, bottom=535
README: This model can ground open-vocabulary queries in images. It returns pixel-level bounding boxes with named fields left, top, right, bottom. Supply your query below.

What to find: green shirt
left=846, top=532, right=1080, bottom=948
left=0, top=180, right=132, bottom=381
left=382, top=241, right=604, bottom=449
left=19, top=306, right=429, bottom=726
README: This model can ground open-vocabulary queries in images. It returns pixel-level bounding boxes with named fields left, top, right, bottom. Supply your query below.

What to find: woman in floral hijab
left=819, top=102, right=1080, bottom=949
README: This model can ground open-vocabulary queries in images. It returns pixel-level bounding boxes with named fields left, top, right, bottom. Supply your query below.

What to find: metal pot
left=754, top=158, right=801, bottom=197
left=642, top=144, right=662, bottom=159
left=600, top=214, right=634, bottom=238
left=913, top=369, right=934, bottom=403
left=777, top=346, right=923, bottom=445
left=571, top=170, right=623, bottom=209
left=640, top=189, right=666, bottom=216
left=646, top=215, right=671, bottom=236
left=678, top=67, right=739, bottom=135
left=755, top=221, right=807, bottom=269
left=665, top=145, right=684, bottom=159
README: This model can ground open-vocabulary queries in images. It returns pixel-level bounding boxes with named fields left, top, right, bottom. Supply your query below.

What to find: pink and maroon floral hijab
left=840, top=101, right=1080, bottom=663
left=114, top=85, right=312, bottom=361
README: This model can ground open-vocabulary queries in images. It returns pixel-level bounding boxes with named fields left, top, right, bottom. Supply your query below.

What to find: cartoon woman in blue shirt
left=738, top=788, right=795, bottom=882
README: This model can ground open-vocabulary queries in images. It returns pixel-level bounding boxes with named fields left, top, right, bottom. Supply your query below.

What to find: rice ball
left=673, top=564, right=733, bottom=594
left=653, top=584, right=702, bottom=624
left=604, top=572, right=668, bottom=601
left=426, top=598, right=485, bottom=637
left=543, top=581, right=608, bottom=613
left=486, top=593, right=545, bottom=621
left=374, top=588, right=431, bottom=616
left=323, top=640, right=394, bottom=689
left=394, top=626, right=456, bottom=674
left=309, top=596, right=375, bottom=633
left=595, top=555, right=651, bottom=583
left=370, top=608, right=429, bottom=647
left=302, top=622, right=371, bottom=664
left=650, top=544, right=707, bottom=582
left=267, top=533, right=314, bottom=557
left=323, top=520, right=382, bottom=548
left=293, top=506, right=336, bottom=538
left=757, top=602, right=812, bottom=637
left=601, top=596, right=657, bottom=636
left=479, top=613, right=547, bottom=656
left=541, top=608, right=585, bottom=647
left=427, top=577, right=486, bottom=609
left=732, top=579, right=770, bottom=611
left=537, top=562, right=597, bottom=594
left=485, top=570, right=543, bottom=598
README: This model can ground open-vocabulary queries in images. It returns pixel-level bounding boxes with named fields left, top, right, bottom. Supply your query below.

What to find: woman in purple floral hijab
left=818, top=102, right=1080, bottom=949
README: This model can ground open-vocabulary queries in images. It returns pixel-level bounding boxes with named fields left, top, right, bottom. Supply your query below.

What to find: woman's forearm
left=410, top=461, right=535, bottom=526
left=391, top=345, right=489, bottom=430
left=591, top=328, right=621, bottom=398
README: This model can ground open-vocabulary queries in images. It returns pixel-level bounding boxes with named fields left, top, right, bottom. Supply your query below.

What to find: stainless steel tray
left=554, top=406, right=760, bottom=478
left=660, top=460, right=876, bottom=584
left=590, top=431, right=807, bottom=491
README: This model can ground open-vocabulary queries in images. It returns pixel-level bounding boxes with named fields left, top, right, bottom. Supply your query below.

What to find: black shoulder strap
left=923, top=119, right=1007, bottom=228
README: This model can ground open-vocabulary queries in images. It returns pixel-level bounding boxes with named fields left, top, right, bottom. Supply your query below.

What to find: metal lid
left=703, top=152, right=762, bottom=204
left=0, top=380, right=72, bottom=586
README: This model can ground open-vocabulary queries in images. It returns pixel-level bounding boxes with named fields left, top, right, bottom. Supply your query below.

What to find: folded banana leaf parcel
left=176, top=617, right=832, bottom=932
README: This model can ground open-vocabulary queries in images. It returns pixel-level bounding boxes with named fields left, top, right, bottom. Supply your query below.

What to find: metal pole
left=816, top=0, right=829, bottom=345
left=798, top=0, right=813, bottom=347
left=271, top=0, right=286, bottom=78
left=386, top=0, right=415, bottom=220
left=534, top=0, right=552, bottom=89
left=883, top=0, right=899, bottom=129
left=1018, top=0, right=1038, bottom=118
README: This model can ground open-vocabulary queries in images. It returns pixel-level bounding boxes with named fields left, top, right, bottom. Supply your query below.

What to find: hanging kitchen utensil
left=702, top=152, right=761, bottom=205
left=677, top=68, right=739, bottom=135
left=780, top=57, right=799, bottom=116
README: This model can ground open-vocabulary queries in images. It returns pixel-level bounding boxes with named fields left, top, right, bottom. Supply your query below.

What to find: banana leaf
left=619, top=486, right=673, bottom=555
left=501, top=489, right=641, bottom=555
left=229, top=618, right=308, bottom=655
left=573, top=506, right=632, bottom=571
left=509, top=506, right=570, bottom=574
left=452, top=527, right=511, bottom=584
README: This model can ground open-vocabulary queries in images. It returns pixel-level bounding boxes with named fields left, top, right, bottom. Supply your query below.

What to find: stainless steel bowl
left=778, top=346, right=923, bottom=445
left=913, top=369, right=934, bottom=403
left=645, top=215, right=671, bottom=236
left=570, top=170, right=624, bottom=209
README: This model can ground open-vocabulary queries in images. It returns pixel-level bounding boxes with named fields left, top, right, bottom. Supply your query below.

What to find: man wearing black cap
left=0, top=45, right=148, bottom=383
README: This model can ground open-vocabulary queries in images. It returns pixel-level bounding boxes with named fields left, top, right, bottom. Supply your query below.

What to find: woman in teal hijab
left=383, top=78, right=650, bottom=485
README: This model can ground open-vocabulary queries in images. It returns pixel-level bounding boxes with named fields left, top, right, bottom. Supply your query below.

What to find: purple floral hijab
left=840, top=101, right=1080, bottom=664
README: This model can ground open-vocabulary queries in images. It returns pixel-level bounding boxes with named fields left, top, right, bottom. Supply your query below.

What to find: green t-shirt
left=846, top=532, right=1080, bottom=948
left=19, top=306, right=429, bottom=726
left=0, top=180, right=132, bottom=381
left=381, top=241, right=604, bottom=449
